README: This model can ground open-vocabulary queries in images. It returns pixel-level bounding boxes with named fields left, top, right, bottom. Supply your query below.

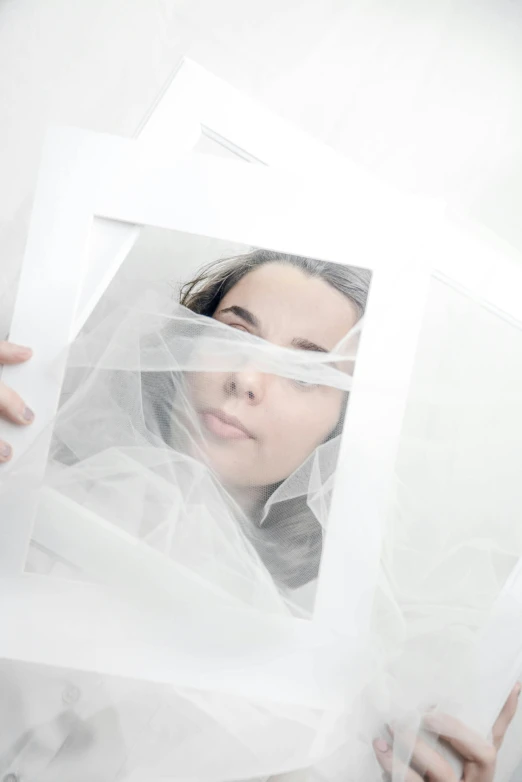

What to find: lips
left=199, top=408, right=254, bottom=440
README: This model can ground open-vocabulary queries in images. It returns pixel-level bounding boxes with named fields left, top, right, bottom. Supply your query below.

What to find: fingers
left=423, top=712, right=496, bottom=769
left=373, top=738, right=424, bottom=781
left=491, top=682, right=521, bottom=750
left=374, top=686, right=521, bottom=781
left=0, top=381, right=34, bottom=426
left=0, top=343, right=34, bottom=463
left=0, top=340, right=32, bottom=365
left=387, top=725, right=460, bottom=782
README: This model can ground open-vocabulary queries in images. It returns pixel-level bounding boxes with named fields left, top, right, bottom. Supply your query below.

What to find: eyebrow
left=291, top=337, right=328, bottom=354
left=218, top=305, right=328, bottom=353
left=218, top=306, right=260, bottom=329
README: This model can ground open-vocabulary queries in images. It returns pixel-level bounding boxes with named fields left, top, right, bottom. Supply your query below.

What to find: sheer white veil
left=3, top=247, right=522, bottom=782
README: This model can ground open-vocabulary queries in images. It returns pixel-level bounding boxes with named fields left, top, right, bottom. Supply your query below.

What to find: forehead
left=218, top=262, right=359, bottom=349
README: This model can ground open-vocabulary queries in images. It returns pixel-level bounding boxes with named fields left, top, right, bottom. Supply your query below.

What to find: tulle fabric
left=2, top=278, right=380, bottom=781
left=2, top=268, right=522, bottom=781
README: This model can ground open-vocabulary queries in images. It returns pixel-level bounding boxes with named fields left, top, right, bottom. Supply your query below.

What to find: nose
left=224, top=371, right=266, bottom=405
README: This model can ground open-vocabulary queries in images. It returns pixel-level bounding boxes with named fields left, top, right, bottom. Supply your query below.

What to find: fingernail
left=375, top=738, right=390, bottom=753
left=0, top=443, right=12, bottom=462
left=15, top=345, right=32, bottom=358
left=21, top=407, right=34, bottom=423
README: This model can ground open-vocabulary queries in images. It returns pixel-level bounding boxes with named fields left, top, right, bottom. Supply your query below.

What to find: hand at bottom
left=374, top=683, right=520, bottom=781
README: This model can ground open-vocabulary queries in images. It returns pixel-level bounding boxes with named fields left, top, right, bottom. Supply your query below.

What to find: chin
left=205, top=455, right=262, bottom=489
left=211, top=464, right=256, bottom=487
left=203, top=443, right=290, bottom=489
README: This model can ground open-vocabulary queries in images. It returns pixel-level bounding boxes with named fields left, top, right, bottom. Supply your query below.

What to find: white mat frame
left=0, top=134, right=431, bottom=701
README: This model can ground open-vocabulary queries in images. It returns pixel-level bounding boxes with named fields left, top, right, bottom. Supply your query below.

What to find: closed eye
left=291, top=378, right=318, bottom=391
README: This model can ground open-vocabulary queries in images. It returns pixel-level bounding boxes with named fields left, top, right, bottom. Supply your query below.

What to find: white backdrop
left=1, top=0, right=521, bottom=235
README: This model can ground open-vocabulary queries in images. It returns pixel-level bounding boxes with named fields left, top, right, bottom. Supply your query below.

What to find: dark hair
left=180, top=248, right=371, bottom=320
left=178, top=249, right=371, bottom=591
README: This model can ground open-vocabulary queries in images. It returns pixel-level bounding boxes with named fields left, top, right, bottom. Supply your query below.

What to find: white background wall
left=2, top=0, right=521, bottom=327
left=1, top=0, right=521, bottom=239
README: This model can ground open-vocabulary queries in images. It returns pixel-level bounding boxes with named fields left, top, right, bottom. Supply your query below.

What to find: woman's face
left=187, top=262, right=358, bottom=489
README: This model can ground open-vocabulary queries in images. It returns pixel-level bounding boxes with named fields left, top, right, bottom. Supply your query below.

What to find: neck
left=227, top=483, right=265, bottom=517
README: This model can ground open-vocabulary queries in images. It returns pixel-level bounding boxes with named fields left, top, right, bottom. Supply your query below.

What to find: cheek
left=262, top=386, right=344, bottom=456
left=249, top=387, right=343, bottom=484
left=186, top=371, right=225, bottom=402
